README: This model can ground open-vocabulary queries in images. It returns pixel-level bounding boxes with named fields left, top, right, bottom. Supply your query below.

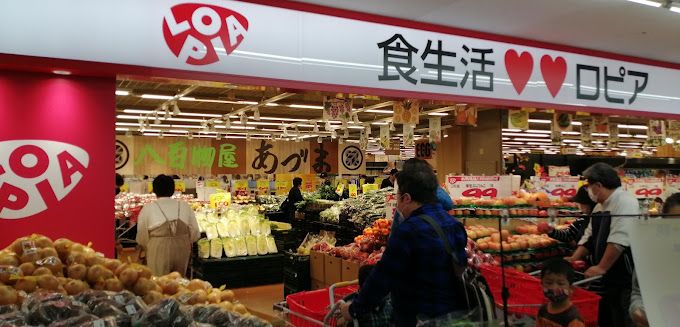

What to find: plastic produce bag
left=266, top=236, right=277, bottom=254
left=245, top=236, right=257, bottom=256
left=210, top=238, right=223, bottom=259
left=249, top=219, right=260, bottom=236
left=260, top=220, right=271, bottom=236
left=26, top=298, right=90, bottom=325
left=205, top=309, right=240, bottom=325
left=239, top=219, right=250, bottom=237
left=216, top=221, right=229, bottom=238
left=256, top=235, right=268, bottom=255
left=183, top=305, right=221, bottom=323
left=222, top=237, right=236, bottom=258
left=131, top=299, right=193, bottom=327
left=227, top=219, right=240, bottom=238
left=197, top=239, right=210, bottom=259
left=234, top=237, right=247, bottom=257
left=205, top=224, right=219, bottom=240
left=48, top=313, right=110, bottom=327
left=0, top=310, right=26, bottom=327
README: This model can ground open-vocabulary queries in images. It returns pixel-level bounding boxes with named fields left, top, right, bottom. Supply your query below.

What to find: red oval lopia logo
left=163, top=3, right=249, bottom=65
left=0, top=140, right=89, bottom=220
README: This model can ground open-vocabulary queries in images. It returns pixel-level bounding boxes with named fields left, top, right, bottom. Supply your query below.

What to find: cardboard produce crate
left=341, top=259, right=360, bottom=282
left=324, top=253, right=342, bottom=286
left=310, top=250, right=325, bottom=282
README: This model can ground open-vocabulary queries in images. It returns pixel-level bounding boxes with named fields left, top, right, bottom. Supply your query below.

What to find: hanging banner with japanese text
left=379, top=125, right=390, bottom=150
left=2, top=1, right=680, bottom=117
left=508, top=110, right=529, bottom=130
left=339, top=144, right=366, bottom=175
left=309, top=141, right=339, bottom=174
left=534, top=176, right=579, bottom=199
left=609, top=123, right=619, bottom=148
left=554, top=112, right=572, bottom=132
left=247, top=140, right=310, bottom=174
left=455, top=106, right=478, bottom=126
left=445, top=176, right=512, bottom=199
left=429, top=117, right=442, bottom=143
left=415, top=139, right=434, bottom=159
left=323, top=97, right=352, bottom=122
left=648, top=120, right=666, bottom=147
left=625, top=177, right=664, bottom=199
left=581, top=118, right=593, bottom=147
left=403, top=124, right=415, bottom=147
left=593, top=116, right=609, bottom=133
left=393, top=100, right=420, bottom=125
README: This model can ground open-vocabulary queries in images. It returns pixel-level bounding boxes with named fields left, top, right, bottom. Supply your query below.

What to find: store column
left=0, top=71, right=116, bottom=256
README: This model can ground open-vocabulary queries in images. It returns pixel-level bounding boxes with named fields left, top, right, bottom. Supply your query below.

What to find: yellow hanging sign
left=233, top=180, right=249, bottom=196
left=174, top=180, right=186, bottom=193
left=209, top=192, right=231, bottom=208
left=362, top=184, right=379, bottom=193
left=335, top=182, right=345, bottom=196
left=349, top=184, right=358, bottom=198
left=206, top=180, right=221, bottom=188
left=257, top=179, right=270, bottom=195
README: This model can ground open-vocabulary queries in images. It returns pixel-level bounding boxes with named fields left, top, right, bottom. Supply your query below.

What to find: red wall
left=0, top=71, right=115, bottom=256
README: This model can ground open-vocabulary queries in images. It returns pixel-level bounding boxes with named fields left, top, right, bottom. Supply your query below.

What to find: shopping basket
left=479, top=265, right=600, bottom=327
left=282, top=281, right=359, bottom=327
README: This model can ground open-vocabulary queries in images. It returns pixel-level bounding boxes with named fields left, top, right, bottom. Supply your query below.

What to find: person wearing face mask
left=565, top=162, right=638, bottom=327
left=536, top=258, right=586, bottom=327
left=339, top=158, right=468, bottom=327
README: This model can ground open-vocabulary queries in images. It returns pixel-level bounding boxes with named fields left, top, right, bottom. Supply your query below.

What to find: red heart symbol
left=540, top=55, right=567, bottom=97
left=504, top=50, right=533, bottom=95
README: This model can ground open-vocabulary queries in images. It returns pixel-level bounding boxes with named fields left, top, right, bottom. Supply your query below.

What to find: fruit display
left=0, top=234, right=270, bottom=325
left=451, top=191, right=579, bottom=218
left=297, top=232, right=336, bottom=255
left=353, top=219, right=392, bottom=253
left=464, top=225, right=498, bottom=240
left=196, top=206, right=277, bottom=259
left=115, top=193, right=198, bottom=222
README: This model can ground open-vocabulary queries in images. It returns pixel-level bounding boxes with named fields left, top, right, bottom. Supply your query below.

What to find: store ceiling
left=295, top=0, right=680, bottom=64
left=115, top=78, right=658, bottom=156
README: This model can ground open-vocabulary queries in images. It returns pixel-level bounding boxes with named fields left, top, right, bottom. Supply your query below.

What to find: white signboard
left=625, top=177, right=665, bottom=199
left=385, top=193, right=397, bottom=221
left=0, top=1, right=678, bottom=115
left=445, top=175, right=512, bottom=199
left=630, top=219, right=680, bottom=327
left=534, top=176, right=580, bottom=199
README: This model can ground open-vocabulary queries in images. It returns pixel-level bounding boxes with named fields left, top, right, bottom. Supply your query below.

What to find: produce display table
left=192, top=253, right=285, bottom=288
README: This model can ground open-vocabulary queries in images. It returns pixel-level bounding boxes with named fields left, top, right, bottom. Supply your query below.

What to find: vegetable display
left=195, top=205, right=277, bottom=258
left=339, top=187, right=392, bottom=230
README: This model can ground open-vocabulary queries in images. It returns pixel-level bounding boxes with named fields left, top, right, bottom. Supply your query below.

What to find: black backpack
left=417, top=214, right=497, bottom=323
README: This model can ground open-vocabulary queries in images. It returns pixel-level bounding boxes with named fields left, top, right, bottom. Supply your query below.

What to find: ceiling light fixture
left=253, top=108, right=261, bottom=121
left=115, top=90, right=130, bottom=96
left=627, top=0, right=662, bottom=7
left=141, top=94, right=174, bottom=100
left=666, top=137, right=674, bottom=144
left=365, top=109, right=394, bottom=114
left=528, top=119, right=551, bottom=124
left=52, top=70, right=71, bottom=75
left=289, top=104, right=324, bottom=110
left=671, top=6, right=680, bottom=13
left=428, top=112, right=449, bottom=116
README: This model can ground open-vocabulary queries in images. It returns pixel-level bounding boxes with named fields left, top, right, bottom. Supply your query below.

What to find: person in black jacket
left=538, top=185, right=596, bottom=243
left=284, top=177, right=304, bottom=220
left=380, top=169, right=398, bottom=189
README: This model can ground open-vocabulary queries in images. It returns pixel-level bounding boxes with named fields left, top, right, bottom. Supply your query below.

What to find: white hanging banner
left=0, top=1, right=678, bottom=116
left=429, top=117, right=442, bottom=143
left=403, top=124, right=415, bottom=147
left=379, top=125, right=390, bottom=150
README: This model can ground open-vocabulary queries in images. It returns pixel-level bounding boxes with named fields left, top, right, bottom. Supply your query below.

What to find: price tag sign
left=256, top=179, right=270, bottom=195
left=385, top=193, right=397, bottom=221
left=445, top=176, right=511, bottom=199
left=275, top=180, right=289, bottom=196
left=362, top=184, right=378, bottom=193
left=349, top=184, right=358, bottom=198
left=415, top=139, right=434, bottom=159
left=206, top=180, right=221, bottom=188
left=120, top=183, right=129, bottom=193
left=535, top=176, right=580, bottom=199
left=233, top=180, right=249, bottom=196
left=209, top=192, right=231, bottom=208
left=626, top=177, right=664, bottom=199
left=147, top=182, right=153, bottom=193
left=174, top=180, right=186, bottom=193
left=667, top=177, right=680, bottom=192
left=335, top=182, right=345, bottom=196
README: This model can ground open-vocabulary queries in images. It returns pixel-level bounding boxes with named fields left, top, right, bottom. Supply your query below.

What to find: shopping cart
left=274, top=281, right=360, bottom=327
left=480, top=265, right=601, bottom=327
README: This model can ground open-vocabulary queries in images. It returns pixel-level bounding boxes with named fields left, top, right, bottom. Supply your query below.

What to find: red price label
left=635, top=188, right=662, bottom=197
left=550, top=188, right=577, bottom=197
left=461, top=188, right=498, bottom=198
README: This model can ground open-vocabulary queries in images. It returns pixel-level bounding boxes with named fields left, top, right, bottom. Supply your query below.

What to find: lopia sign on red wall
left=163, top=3, right=249, bottom=66
left=0, top=71, right=115, bottom=256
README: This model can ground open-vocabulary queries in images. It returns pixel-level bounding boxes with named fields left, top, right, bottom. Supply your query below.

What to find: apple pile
left=464, top=225, right=498, bottom=239
left=0, top=234, right=245, bottom=315
left=354, top=218, right=392, bottom=253
left=475, top=231, right=558, bottom=252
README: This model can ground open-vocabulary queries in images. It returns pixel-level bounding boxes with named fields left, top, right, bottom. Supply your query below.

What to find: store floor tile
left=233, top=283, right=284, bottom=321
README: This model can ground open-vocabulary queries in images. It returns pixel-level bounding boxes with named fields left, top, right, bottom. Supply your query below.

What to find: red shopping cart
left=480, top=264, right=601, bottom=327
left=274, top=281, right=359, bottom=327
